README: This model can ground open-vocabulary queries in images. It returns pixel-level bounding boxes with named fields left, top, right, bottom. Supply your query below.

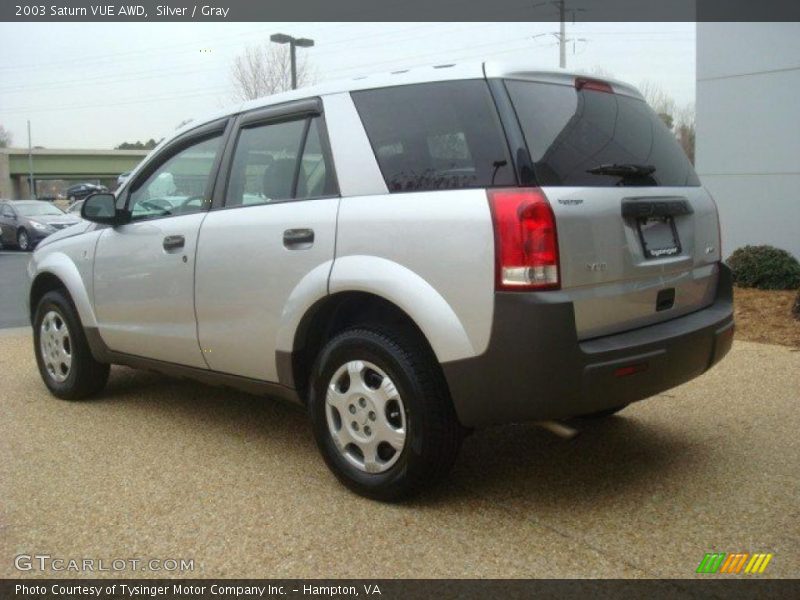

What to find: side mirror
left=81, top=193, right=129, bottom=226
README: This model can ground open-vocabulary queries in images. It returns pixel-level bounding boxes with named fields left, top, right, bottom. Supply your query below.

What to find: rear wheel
left=33, top=290, right=109, bottom=400
left=309, top=326, right=463, bottom=501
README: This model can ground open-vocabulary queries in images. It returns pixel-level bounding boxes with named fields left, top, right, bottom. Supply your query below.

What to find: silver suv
left=28, top=62, right=734, bottom=500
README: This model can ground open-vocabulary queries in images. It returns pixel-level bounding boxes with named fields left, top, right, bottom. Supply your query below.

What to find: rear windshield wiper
left=586, top=163, right=656, bottom=177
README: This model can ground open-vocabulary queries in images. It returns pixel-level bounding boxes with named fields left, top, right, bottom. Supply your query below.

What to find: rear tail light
left=487, top=188, right=560, bottom=291
left=575, top=77, right=614, bottom=94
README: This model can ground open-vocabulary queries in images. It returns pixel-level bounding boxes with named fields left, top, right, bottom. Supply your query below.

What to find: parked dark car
left=0, top=200, right=81, bottom=251
left=65, top=183, right=107, bottom=202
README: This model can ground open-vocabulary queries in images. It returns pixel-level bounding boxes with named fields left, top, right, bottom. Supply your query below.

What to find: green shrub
left=727, top=245, right=800, bottom=290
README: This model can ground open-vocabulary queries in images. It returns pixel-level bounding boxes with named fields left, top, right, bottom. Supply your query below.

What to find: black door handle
left=283, top=228, right=314, bottom=249
left=163, top=235, right=185, bottom=251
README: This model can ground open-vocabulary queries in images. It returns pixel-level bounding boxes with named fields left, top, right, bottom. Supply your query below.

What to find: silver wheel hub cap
left=39, top=310, right=72, bottom=383
left=325, top=360, right=407, bottom=474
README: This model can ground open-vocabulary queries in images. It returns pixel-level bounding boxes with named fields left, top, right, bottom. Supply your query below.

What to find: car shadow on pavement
left=94, top=367, right=707, bottom=506
left=413, top=414, right=709, bottom=508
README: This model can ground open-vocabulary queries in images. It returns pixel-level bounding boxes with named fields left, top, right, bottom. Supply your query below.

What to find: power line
left=0, top=24, right=333, bottom=72
left=0, top=85, right=231, bottom=115
left=530, top=0, right=588, bottom=68
left=0, top=36, right=539, bottom=115
left=0, top=24, right=694, bottom=115
left=320, top=34, right=537, bottom=78
left=0, top=24, right=534, bottom=95
left=0, top=64, right=219, bottom=93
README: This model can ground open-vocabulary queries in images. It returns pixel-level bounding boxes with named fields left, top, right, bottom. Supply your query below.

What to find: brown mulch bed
left=733, top=286, right=800, bottom=348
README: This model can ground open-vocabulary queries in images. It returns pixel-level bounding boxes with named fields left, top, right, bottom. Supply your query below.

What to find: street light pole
left=27, top=120, right=34, bottom=199
left=290, top=42, right=297, bottom=90
left=270, top=33, right=315, bottom=90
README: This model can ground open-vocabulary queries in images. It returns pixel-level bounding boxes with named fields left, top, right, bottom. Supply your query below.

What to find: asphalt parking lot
left=1, top=320, right=798, bottom=578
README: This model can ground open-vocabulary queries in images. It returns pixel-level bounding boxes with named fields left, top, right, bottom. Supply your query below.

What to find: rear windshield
left=505, top=80, right=700, bottom=187
left=351, top=81, right=515, bottom=192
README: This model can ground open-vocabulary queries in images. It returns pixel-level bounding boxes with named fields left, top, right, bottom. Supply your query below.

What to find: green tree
left=116, top=138, right=159, bottom=150
left=0, top=124, right=12, bottom=148
left=639, top=80, right=696, bottom=165
left=658, top=113, right=674, bottom=130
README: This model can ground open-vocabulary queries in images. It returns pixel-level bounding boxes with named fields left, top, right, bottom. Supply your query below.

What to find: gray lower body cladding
left=442, top=264, right=735, bottom=427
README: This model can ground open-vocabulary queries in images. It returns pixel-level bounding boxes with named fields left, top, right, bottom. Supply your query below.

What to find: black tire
left=33, top=290, right=110, bottom=400
left=17, top=228, right=31, bottom=251
left=308, top=326, right=463, bottom=501
left=578, top=404, right=629, bottom=419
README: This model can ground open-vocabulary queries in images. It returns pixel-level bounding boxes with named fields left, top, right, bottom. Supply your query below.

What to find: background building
left=0, top=148, right=147, bottom=199
left=696, top=23, right=800, bottom=259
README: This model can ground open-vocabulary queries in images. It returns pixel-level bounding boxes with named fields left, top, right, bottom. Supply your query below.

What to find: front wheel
left=33, top=290, right=110, bottom=400
left=17, top=228, right=31, bottom=251
left=309, top=327, right=463, bottom=501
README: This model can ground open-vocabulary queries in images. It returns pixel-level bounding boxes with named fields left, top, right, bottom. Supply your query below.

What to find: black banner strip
left=3, top=579, right=800, bottom=600
left=2, top=0, right=800, bottom=23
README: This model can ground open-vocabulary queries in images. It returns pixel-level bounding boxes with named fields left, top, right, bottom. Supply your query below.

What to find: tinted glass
left=297, top=118, right=336, bottom=199
left=352, top=81, right=514, bottom=192
left=226, top=118, right=307, bottom=206
left=506, top=80, right=700, bottom=187
left=129, top=134, right=222, bottom=220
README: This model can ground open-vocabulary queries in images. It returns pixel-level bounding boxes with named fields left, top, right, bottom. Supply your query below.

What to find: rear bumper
left=442, top=264, right=734, bottom=427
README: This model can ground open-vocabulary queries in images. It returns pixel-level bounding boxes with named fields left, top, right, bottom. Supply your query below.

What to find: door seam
left=193, top=210, right=212, bottom=369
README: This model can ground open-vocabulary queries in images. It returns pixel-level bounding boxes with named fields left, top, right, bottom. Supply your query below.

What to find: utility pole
left=27, top=120, right=34, bottom=199
left=558, top=0, right=566, bottom=69
left=270, top=33, right=315, bottom=90
left=531, top=0, right=587, bottom=69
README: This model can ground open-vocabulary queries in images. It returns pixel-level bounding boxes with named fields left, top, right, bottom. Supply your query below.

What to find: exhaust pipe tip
left=535, top=420, right=580, bottom=440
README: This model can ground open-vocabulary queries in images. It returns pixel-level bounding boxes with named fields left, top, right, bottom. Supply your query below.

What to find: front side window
left=225, top=116, right=335, bottom=207
left=351, top=81, right=515, bottom=192
left=128, top=134, right=223, bottom=220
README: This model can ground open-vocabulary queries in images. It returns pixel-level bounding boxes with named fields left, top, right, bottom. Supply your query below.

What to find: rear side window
left=225, top=116, right=336, bottom=207
left=505, top=80, right=700, bottom=187
left=227, top=119, right=306, bottom=206
left=352, top=81, right=515, bottom=192
left=297, top=119, right=337, bottom=199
